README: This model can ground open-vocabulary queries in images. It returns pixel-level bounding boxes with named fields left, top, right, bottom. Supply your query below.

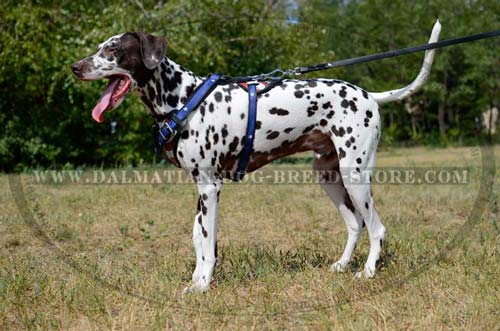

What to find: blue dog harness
left=154, top=74, right=263, bottom=181
left=234, top=84, right=257, bottom=181
left=156, top=73, right=221, bottom=149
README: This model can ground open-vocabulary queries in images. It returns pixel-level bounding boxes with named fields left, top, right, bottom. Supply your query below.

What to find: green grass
left=1, top=146, right=499, bottom=330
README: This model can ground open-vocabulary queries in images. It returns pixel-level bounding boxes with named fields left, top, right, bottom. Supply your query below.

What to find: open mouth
left=92, top=75, right=132, bottom=123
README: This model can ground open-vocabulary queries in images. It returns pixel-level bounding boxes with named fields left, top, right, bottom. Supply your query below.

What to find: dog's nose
left=71, top=62, right=82, bottom=75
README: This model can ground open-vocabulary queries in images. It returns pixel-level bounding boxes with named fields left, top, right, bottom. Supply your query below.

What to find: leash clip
left=257, top=67, right=302, bottom=81
left=288, top=67, right=302, bottom=76
left=263, top=68, right=286, bottom=80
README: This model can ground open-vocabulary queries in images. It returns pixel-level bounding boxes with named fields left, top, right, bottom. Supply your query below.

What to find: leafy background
left=1, top=0, right=499, bottom=171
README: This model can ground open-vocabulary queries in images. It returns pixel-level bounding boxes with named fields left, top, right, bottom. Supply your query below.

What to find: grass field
left=1, top=146, right=499, bottom=330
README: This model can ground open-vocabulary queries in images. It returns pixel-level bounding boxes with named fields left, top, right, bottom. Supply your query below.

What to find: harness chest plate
left=154, top=74, right=282, bottom=180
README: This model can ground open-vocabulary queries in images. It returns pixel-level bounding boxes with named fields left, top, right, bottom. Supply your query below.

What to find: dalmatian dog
left=72, top=21, right=441, bottom=293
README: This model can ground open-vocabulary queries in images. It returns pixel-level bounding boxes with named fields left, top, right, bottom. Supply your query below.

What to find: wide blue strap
left=234, top=84, right=257, bottom=181
left=157, top=73, right=221, bottom=149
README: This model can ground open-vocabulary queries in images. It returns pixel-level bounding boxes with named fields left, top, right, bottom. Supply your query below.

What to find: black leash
left=228, top=28, right=500, bottom=82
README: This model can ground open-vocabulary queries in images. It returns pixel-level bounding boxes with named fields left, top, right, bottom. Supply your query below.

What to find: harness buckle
left=159, top=121, right=176, bottom=142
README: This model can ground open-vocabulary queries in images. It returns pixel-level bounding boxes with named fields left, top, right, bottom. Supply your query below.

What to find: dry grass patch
left=0, top=146, right=499, bottom=330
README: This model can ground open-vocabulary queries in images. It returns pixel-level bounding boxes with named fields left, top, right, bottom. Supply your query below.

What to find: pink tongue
left=92, top=78, right=120, bottom=123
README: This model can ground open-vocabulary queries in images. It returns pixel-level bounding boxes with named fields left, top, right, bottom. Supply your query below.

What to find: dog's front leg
left=184, top=178, right=222, bottom=293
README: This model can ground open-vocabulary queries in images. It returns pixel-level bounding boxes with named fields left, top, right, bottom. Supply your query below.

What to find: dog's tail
left=368, top=20, right=442, bottom=105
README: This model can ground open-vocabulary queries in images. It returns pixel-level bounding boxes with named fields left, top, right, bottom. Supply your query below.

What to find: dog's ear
left=134, top=32, right=167, bottom=70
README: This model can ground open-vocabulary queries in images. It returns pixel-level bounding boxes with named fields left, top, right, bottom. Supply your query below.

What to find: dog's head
left=71, top=32, right=166, bottom=122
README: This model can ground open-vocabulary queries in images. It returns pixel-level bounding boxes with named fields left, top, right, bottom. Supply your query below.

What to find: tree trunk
left=438, top=71, right=448, bottom=137
left=438, top=102, right=447, bottom=137
left=411, top=114, right=418, bottom=139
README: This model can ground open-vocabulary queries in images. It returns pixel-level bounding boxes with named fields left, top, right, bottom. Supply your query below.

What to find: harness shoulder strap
left=157, top=73, right=221, bottom=150
left=234, top=84, right=257, bottom=181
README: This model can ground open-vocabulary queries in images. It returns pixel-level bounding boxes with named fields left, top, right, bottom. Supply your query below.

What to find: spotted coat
left=71, top=23, right=441, bottom=292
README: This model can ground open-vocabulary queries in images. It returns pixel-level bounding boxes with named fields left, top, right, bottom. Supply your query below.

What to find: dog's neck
left=137, top=57, right=202, bottom=117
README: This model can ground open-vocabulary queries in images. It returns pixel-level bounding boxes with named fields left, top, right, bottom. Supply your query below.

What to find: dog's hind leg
left=337, top=122, right=385, bottom=278
left=340, top=166, right=385, bottom=278
left=313, top=151, right=365, bottom=272
left=184, top=177, right=223, bottom=293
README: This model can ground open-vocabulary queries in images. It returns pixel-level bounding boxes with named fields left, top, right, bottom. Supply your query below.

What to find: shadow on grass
left=209, top=240, right=401, bottom=284
left=211, top=245, right=333, bottom=283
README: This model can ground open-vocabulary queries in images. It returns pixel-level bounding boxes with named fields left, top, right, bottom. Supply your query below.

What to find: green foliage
left=0, top=0, right=499, bottom=171
left=315, top=0, right=500, bottom=145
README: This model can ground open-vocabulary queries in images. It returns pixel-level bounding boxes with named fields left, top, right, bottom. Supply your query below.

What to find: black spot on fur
left=349, top=100, right=358, bottom=112
left=147, top=85, right=156, bottom=100
left=229, top=137, right=240, bottom=152
left=284, top=127, right=294, bottom=134
left=339, top=147, right=346, bottom=160
left=267, top=131, right=280, bottom=140
left=165, top=93, right=179, bottom=108
left=294, top=90, right=304, bottom=98
left=346, top=83, right=357, bottom=91
left=302, top=125, right=315, bottom=134
left=331, top=125, right=346, bottom=137
left=166, top=71, right=182, bottom=91
left=344, top=191, right=355, bottom=213
left=339, top=87, right=347, bottom=98
left=185, top=84, right=195, bottom=96
left=214, top=91, right=222, bottom=102
left=221, top=125, right=229, bottom=138
left=269, top=107, right=289, bottom=116
left=307, top=80, right=318, bottom=87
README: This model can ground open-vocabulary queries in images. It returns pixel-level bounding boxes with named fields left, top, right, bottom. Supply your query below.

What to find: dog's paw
left=182, top=277, right=210, bottom=294
left=329, top=261, right=346, bottom=273
left=182, top=284, right=207, bottom=294
left=354, top=266, right=375, bottom=279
